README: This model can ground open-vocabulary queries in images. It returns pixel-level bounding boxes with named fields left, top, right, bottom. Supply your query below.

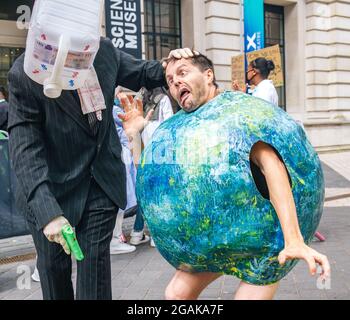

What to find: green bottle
left=61, top=224, right=84, bottom=261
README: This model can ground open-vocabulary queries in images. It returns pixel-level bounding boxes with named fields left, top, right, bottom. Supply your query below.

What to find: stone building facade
left=180, top=0, right=350, bottom=152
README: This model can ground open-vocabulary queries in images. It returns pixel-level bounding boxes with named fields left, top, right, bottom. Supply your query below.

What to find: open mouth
left=179, top=87, right=191, bottom=105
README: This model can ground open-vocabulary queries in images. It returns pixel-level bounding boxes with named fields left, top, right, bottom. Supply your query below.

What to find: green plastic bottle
left=61, top=224, right=84, bottom=261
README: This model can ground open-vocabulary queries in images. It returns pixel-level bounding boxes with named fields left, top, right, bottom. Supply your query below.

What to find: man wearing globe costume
left=119, top=49, right=330, bottom=300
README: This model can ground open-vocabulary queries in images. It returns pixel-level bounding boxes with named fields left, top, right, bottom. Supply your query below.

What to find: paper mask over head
left=24, top=0, right=103, bottom=98
left=136, top=91, right=325, bottom=285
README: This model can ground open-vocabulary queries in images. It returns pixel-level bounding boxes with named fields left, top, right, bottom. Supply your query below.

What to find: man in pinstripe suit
left=7, top=37, right=185, bottom=300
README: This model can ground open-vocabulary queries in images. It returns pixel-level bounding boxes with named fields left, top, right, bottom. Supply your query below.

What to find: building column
left=284, top=1, right=306, bottom=122
left=181, top=0, right=206, bottom=53
left=303, top=0, right=350, bottom=151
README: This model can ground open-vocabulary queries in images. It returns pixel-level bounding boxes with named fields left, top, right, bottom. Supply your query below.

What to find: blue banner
left=244, top=0, right=265, bottom=53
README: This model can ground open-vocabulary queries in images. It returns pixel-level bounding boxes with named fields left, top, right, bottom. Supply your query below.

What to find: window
left=264, top=4, right=286, bottom=110
left=0, top=47, right=24, bottom=89
left=144, top=0, right=182, bottom=60
left=0, top=0, right=34, bottom=21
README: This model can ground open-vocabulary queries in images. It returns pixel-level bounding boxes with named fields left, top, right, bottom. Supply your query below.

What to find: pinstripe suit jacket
left=8, top=38, right=165, bottom=231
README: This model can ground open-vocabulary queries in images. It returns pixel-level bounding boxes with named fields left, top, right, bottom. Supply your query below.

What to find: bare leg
left=165, top=270, right=221, bottom=300
left=234, top=281, right=279, bottom=300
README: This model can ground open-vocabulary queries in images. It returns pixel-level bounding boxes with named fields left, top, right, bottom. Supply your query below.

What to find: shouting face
left=165, top=58, right=215, bottom=113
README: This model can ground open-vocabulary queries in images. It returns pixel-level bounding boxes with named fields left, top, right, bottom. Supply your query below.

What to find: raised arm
left=113, top=45, right=165, bottom=91
left=113, top=44, right=199, bottom=91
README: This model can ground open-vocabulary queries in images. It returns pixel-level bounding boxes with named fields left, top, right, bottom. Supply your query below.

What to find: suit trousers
left=28, top=178, right=118, bottom=300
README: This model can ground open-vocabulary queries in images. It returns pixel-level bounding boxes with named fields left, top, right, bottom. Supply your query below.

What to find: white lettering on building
left=109, top=0, right=139, bottom=51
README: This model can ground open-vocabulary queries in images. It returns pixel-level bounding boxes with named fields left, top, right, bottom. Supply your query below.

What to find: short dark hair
left=250, top=58, right=275, bottom=79
left=0, top=86, right=8, bottom=101
left=165, top=51, right=219, bottom=88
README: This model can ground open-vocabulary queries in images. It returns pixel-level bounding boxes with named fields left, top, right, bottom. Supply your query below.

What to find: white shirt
left=0, top=99, right=5, bottom=103
left=141, top=95, right=174, bottom=146
left=252, top=79, right=279, bottom=106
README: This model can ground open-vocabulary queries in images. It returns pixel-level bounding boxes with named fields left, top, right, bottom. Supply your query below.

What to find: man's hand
left=117, top=92, right=154, bottom=166
left=43, top=216, right=71, bottom=255
left=278, top=241, right=331, bottom=280
left=162, top=48, right=200, bottom=69
left=117, top=92, right=154, bottom=136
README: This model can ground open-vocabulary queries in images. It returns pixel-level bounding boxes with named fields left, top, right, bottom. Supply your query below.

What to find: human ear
left=206, top=69, right=214, bottom=84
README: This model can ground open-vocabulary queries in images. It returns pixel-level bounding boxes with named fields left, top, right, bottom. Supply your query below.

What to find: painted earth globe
left=136, top=91, right=324, bottom=285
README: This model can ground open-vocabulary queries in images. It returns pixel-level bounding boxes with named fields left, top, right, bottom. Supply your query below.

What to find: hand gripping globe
left=136, top=91, right=324, bottom=285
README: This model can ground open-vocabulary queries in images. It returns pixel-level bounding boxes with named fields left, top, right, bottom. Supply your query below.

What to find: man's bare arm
left=250, top=141, right=330, bottom=279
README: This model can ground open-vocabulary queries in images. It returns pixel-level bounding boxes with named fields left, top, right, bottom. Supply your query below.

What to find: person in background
left=110, top=88, right=137, bottom=254
left=167, top=88, right=181, bottom=114
left=0, top=86, right=9, bottom=132
left=140, top=87, right=175, bottom=146
left=233, top=58, right=278, bottom=106
left=118, top=87, right=174, bottom=248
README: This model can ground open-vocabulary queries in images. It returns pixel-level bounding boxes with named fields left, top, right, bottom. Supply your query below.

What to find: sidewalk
left=1, top=152, right=349, bottom=300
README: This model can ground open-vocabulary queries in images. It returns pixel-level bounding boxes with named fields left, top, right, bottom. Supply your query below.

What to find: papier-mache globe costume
left=137, top=91, right=324, bottom=285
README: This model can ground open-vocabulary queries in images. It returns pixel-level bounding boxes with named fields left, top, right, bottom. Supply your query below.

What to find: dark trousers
left=28, top=179, right=118, bottom=300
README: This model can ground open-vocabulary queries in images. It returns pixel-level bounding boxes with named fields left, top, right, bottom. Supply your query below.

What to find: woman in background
left=233, top=58, right=278, bottom=106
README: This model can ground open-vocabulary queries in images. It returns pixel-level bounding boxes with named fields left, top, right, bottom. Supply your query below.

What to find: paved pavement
left=0, top=152, right=349, bottom=300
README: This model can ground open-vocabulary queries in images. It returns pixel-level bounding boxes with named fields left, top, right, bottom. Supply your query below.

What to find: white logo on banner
left=247, top=33, right=257, bottom=51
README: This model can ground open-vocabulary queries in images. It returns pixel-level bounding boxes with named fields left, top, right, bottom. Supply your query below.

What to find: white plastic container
left=24, top=0, right=102, bottom=98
